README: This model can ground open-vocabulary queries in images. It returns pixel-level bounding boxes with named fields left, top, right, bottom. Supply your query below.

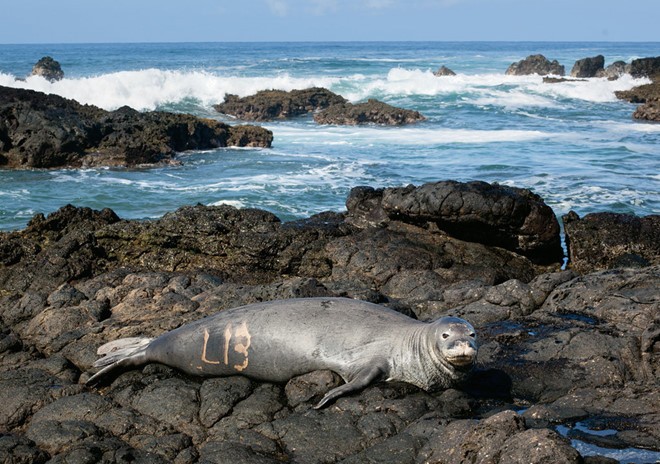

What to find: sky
left=1, top=0, right=659, bottom=44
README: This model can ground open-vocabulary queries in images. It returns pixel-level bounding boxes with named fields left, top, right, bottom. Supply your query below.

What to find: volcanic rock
left=628, top=56, right=660, bottom=78
left=506, top=54, right=565, bottom=76
left=615, top=78, right=660, bottom=103
left=31, top=56, right=64, bottom=82
left=345, top=181, right=563, bottom=265
left=313, top=99, right=426, bottom=126
left=1, top=182, right=659, bottom=462
left=600, top=60, right=629, bottom=79
left=434, top=65, right=456, bottom=77
left=214, top=87, right=347, bottom=121
left=419, top=411, right=581, bottom=464
left=0, top=86, right=273, bottom=169
left=542, top=77, right=587, bottom=84
left=614, top=73, right=660, bottom=121
left=570, top=55, right=605, bottom=78
left=563, top=211, right=660, bottom=274
left=632, top=100, right=660, bottom=122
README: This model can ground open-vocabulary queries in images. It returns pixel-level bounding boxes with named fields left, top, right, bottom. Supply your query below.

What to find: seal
left=87, top=297, right=477, bottom=408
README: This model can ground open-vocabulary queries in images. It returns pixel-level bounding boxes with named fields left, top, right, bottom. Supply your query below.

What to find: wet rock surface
left=1, top=180, right=658, bottom=462
left=0, top=86, right=273, bottom=169
left=505, top=54, right=565, bottom=76
left=345, top=181, right=563, bottom=264
left=615, top=60, right=660, bottom=122
left=313, top=99, right=426, bottom=125
left=434, top=66, right=456, bottom=77
left=628, top=56, right=660, bottom=78
left=632, top=100, right=660, bottom=122
left=30, top=56, right=64, bottom=82
left=214, top=88, right=425, bottom=126
left=570, top=55, right=605, bottom=78
left=563, top=211, right=660, bottom=274
left=214, top=87, right=347, bottom=121
left=615, top=79, right=660, bottom=104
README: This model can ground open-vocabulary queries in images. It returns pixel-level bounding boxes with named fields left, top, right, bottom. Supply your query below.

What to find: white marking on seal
left=201, top=328, right=220, bottom=365
left=223, top=323, right=232, bottom=366
left=201, top=323, right=252, bottom=371
left=232, top=321, right=251, bottom=372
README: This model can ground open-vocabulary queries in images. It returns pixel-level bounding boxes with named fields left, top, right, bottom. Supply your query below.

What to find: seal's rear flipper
left=314, top=365, right=385, bottom=409
left=86, top=337, right=153, bottom=387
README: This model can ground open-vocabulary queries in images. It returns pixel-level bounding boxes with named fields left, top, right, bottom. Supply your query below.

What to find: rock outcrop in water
left=1, top=180, right=658, bottom=462
left=628, top=56, right=660, bottom=78
left=0, top=86, right=273, bottom=169
left=30, top=56, right=64, bottom=82
left=215, top=88, right=425, bottom=126
left=434, top=65, right=456, bottom=77
left=313, top=99, right=426, bottom=126
left=615, top=66, right=660, bottom=122
left=505, top=54, right=565, bottom=76
left=214, top=88, right=348, bottom=121
left=570, top=55, right=605, bottom=78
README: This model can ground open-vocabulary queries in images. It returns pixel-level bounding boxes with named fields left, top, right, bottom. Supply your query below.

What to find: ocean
left=0, top=41, right=659, bottom=231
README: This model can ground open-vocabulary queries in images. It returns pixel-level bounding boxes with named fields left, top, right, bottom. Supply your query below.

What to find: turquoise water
left=1, top=42, right=659, bottom=230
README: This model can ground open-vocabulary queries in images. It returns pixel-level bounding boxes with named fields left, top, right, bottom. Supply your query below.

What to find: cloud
left=266, top=0, right=289, bottom=16
left=364, top=0, right=395, bottom=8
left=264, top=0, right=463, bottom=18
left=363, top=0, right=466, bottom=8
left=310, top=0, right=339, bottom=15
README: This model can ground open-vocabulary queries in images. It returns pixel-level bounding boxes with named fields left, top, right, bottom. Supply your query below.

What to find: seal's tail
left=86, top=337, right=153, bottom=387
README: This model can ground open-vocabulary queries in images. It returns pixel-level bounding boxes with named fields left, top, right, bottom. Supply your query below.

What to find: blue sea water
left=0, top=41, right=659, bottom=231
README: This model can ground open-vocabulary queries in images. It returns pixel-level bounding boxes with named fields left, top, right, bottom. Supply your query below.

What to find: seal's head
left=433, top=316, right=478, bottom=369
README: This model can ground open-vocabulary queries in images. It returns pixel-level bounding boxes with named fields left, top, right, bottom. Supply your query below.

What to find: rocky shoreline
left=1, top=180, right=658, bottom=463
left=1, top=53, right=659, bottom=462
left=505, top=54, right=660, bottom=122
left=0, top=86, right=273, bottom=169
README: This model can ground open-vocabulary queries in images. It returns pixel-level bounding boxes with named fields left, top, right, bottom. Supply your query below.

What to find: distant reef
left=504, top=53, right=660, bottom=122
left=30, top=56, right=64, bottom=82
left=214, top=87, right=347, bottom=121
left=506, top=53, right=660, bottom=80
left=0, top=86, right=273, bottom=169
left=615, top=59, right=660, bottom=122
left=215, top=88, right=426, bottom=126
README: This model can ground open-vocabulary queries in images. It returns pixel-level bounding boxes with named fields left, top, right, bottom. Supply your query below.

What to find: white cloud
left=266, top=0, right=289, bottom=16
left=364, top=0, right=396, bottom=8
left=310, top=0, right=339, bottom=15
left=264, top=0, right=463, bottom=18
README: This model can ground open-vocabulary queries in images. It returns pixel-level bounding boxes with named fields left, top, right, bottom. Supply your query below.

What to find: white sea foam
left=533, top=74, right=651, bottom=103
left=2, top=69, right=342, bottom=111
left=208, top=199, right=247, bottom=209
left=596, top=120, right=660, bottom=133
left=272, top=126, right=552, bottom=145
left=340, top=68, right=650, bottom=108
left=2, top=66, right=650, bottom=112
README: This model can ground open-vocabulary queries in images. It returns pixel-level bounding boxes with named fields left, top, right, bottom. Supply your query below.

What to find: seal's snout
left=444, top=339, right=478, bottom=367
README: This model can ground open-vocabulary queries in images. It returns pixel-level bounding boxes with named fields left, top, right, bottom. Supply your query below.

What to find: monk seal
left=87, top=297, right=477, bottom=408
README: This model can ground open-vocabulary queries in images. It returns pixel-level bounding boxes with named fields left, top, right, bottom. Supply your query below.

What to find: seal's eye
left=469, top=332, right=476, bottom=338
left=442, top=333, right=450, bottom=339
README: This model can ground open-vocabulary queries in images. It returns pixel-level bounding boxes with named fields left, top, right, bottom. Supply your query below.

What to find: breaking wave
left=0, top=67, right=649, bottom=112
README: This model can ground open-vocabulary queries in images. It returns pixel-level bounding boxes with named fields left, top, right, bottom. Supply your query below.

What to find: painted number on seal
left=201, top=322, right=252, bottom=371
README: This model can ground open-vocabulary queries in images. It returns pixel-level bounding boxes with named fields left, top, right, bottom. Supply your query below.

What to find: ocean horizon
left=1, top=41, right=659, bottom=231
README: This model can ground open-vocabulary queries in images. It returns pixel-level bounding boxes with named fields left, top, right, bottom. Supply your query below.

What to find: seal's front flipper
left=314, top=365, right=385, bottom=409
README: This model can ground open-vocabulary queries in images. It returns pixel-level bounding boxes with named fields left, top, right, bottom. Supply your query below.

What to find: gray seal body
left=88, top=297, right=477, bottom=408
